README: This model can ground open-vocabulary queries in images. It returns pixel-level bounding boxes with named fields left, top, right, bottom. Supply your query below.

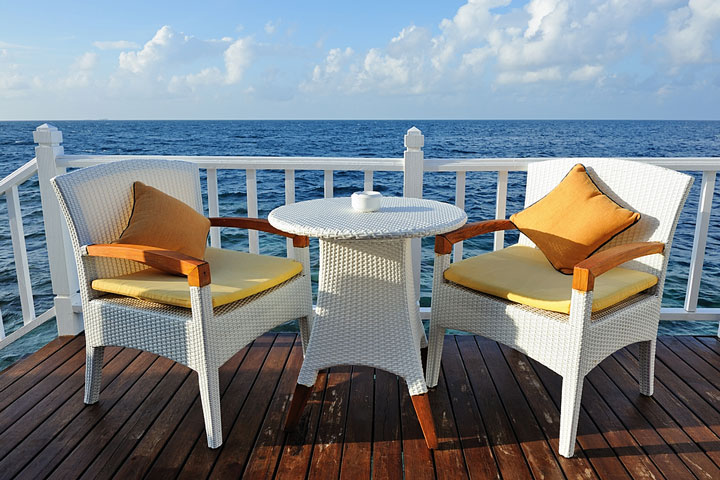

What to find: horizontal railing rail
left=0, top=124, right=717, bottom=354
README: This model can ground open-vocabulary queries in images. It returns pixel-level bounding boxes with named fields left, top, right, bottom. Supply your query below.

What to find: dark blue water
left=1, top=120, right=719, bottom=368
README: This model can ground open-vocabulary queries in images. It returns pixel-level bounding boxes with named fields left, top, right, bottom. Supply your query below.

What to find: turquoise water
left=1, top=120, right=719, bottom=369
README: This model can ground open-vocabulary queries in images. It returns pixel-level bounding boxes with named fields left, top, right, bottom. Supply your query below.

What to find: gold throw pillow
left=115, top=181, right=210, bottom=260
left=510, top=164, right=640, bottom=274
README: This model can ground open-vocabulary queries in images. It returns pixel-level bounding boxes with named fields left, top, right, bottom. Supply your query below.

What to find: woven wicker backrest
left=52, top=159, right=203, bottom=300
left=517, top=158, right=693, bottom=290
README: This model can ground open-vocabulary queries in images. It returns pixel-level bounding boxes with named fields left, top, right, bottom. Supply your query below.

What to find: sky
left=1, top=0, right=719, bottom=120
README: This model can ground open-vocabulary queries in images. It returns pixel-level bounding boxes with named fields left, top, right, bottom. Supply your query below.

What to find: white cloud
left=304, top=25, right=431, bottom=94
left=163, top=36, right=254, bottom=92
left=264, top=21, right=277, bottom=35
left=661, top=0, right=720, bottom=64
left=74, top=52, right=98, bottom=70
left=0, top=71, right=26, bottom=91
left=497, top=66, right=562, bottom=84
left=304, top=0, right=710, bottom=96
left=93, top=40, right=140, bottom=50
left=224, top=37, right=253, bottom=84
left=62, top=52, right=98, bottom=88
left=118, top=25, right=230, bottom=74
left=568, top=64, right=603, bottom=82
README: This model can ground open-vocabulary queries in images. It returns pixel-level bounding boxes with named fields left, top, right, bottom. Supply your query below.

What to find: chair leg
left=558, top=370, right=585, bottom=458
left=284, top=383, right=314, bottom=430
left=425, top=322, right=445, bottom=388
left=84, top=346, right=105, bottom=404
left=411, top=393, right=439, bottom=450
left=198, top=368, right=223, bottom=449
left=298, top=316, right=311, bottom=355
left=638, top=339, right=656, bottom=396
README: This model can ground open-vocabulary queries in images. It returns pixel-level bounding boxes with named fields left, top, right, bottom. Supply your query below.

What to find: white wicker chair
left=51, top=159, right=312, bottom=449
left=426, top=158, right=693, bottom=457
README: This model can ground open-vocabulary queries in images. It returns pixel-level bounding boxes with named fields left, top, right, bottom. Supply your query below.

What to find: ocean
left=1, top=120, right=719, bottom=369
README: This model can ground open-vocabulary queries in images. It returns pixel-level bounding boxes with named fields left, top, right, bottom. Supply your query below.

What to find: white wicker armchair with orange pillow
left=51, top=159, right=312, bottom=449
left=426, top=158, right=693, bottom=458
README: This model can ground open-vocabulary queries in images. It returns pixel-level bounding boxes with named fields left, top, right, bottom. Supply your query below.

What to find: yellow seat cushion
left=444, top=245, right=658, bottom=314
left=92, top=247, right=303, bottom=308
left=510, top=164, right=640, bottom=274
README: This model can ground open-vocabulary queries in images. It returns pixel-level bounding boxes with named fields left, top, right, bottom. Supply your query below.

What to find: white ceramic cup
left=351, top=191, right=383, bottom=212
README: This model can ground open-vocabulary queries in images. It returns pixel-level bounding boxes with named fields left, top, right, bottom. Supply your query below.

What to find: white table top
left=268, top=197, right=467, bottom=239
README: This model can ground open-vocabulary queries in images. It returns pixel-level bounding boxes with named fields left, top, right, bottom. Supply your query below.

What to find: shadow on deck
left=0, top=333, right=719, bottom=479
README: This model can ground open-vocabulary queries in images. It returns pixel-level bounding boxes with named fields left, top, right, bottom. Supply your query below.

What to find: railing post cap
left=33, top=123, right=63, bottom=145
left=405, top=126, right=424, bottom=149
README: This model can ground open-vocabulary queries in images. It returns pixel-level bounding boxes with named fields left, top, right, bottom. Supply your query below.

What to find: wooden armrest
left=435, top=219, right=516, bottom=254
left=209, top=217, right=309, bottom=248
left=572, top=242, right=665, bottom=292
left=84, top=244, right=211, bottom=287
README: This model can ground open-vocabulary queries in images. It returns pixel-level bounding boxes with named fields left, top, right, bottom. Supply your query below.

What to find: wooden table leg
left=284, top=383, right=314, bottom=430
left=411, top=392, right=438, bottom=449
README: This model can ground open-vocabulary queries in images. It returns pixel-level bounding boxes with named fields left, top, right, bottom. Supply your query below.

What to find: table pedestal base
left=285, top=238, right=437, bottom=449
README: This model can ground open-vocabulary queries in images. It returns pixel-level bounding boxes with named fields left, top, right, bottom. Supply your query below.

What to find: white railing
left=0, top=124, right=718, bottom=351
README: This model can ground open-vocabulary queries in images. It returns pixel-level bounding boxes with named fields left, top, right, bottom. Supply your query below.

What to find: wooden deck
left=0, top=333, right=719, bottom=479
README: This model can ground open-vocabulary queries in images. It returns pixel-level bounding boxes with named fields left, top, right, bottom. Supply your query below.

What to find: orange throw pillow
left=115, top=181, right=210, bottom=260
left=510, top=164, right=640, bottom=274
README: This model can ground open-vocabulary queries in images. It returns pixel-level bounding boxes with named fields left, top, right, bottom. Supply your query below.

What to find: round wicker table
left=269, top=196, right=467, bottom=449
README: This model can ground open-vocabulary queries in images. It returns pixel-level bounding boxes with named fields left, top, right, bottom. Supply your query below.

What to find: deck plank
left=477, top=338, right=565, bottom=480
left=430, top=367, right=469, bottom=479
left=242, top=335, right=304, bottom=479
left=399, top=385, right=435, bottom=479
left=0, top=335, right=73, bottom=392
left=441, top=336, right=499, bottom=480
left=0, top=334, right=85, bottom=412
left=0, top=347, right=142, bottom=477
left=112, top=341, right=250, bottom=479
left=654, top=340, right=720, bottom=415
left=338, top=366, right=374, bottom=480
left=587, top=355, right=696, bottom=479
left=274, top=370, right=329, bottom=479
left=147, top=334, right=276, bottom=479
left=370, top=369, right=404, bottom=479
left=46, top=356, right=183, bottom=480
left=676, top=336, right=720, bottom=373
left=13, top=351, right=160, bottom=479
left=528, top=359, right=641, bottom=479
left=65, top=361, right=191, bottom=480
left=0, top=345, right=123, bottom=465
left=627, top=342, right=720, bottom=441
left=499, top=344, right=602, bottom=480
left=0, top=334, right=718, bottom=479
left=307, top=365, right=353, bottom=480
left=207, top=334, right=295, bottom=479
left=455, top=336, right=533, bottom=480
left=661, top=336, right=720, bottom=391
left=604, top=351, right=720, bottom=477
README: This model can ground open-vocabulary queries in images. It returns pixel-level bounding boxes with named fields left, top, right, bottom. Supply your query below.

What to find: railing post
left=684, top=171, right=715, bottom=314
left=34, top=124, right=83, bottom=335
left=403, top=127, right=424, bottom=301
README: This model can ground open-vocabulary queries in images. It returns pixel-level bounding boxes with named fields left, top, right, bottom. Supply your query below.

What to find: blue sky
left=1, top=0, right=719, bottom=120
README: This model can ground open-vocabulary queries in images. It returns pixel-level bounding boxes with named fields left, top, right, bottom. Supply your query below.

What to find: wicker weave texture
left=268, top=196, right=467, bottom=239
left=52, top=159, right=313, bottom=449
left=297, top=238, right=428, bottom=395
left=428, top=158, right=693, bottom=458
left=271, top=197, right=466, bottom=398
